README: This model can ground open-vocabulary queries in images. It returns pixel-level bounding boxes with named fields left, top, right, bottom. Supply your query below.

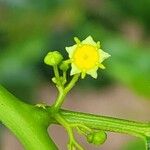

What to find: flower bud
left=44, top=51, right=63, bottom=66
left=59, top=61, right=69, bottom=71
left=87, top=131, right=107, bottom=146
left=52, top=77, right=57, bottom=83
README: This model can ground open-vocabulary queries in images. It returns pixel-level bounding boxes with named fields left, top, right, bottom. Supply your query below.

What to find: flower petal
left=88, top=71, right=98, bottom=79
left=99, top=49, right=111, bottom=63
left=70, top=63, right=81, bottom=75
left=87, top=66, right=98, bottom=78
left=66, top=45, right=77, bottom=58
left=82, top=36, right=97, bottom=46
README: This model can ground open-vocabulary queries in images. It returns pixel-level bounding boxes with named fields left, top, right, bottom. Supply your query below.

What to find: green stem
left=53, top=65, right=63, bottom=91
left=53, top=65, right=60, bottom=79
left=64, top=74, right=80, bottom=94
left=0, top=85, right=58, bottom=150
left=54, top=114, right=84, bottom=150
left=59, top=109, right=150, bottom=139
left=62, top=71, right=67, bottom=85
left=53, top=74, right=80, bottom=110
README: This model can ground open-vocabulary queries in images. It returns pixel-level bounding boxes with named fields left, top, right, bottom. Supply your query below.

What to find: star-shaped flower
left=66, top=36, right=111, bottom=78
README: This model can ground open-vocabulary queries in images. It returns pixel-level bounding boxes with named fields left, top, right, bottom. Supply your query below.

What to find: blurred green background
left=0, top=0, right=150, bottom=149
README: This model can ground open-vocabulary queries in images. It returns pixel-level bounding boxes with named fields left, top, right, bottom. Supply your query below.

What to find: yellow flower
left=66, top=36, right=111, bottom=78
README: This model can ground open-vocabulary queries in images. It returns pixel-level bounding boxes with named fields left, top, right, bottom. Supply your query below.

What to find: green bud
left=59, top=61, right=69, bottom=71
left=44, top=51, right=63, bottom=66
left=87, top=131, right=107, bottom=146
left=52, top=77, right=57, bottom=83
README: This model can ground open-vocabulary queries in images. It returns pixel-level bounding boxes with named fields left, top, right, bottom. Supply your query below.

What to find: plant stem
left=0, top=85, right=58, bottom=150
left=53, top=74, right=80, bottom=110
left=64, top=74, right=80, bottom=94
left=59, top=109, right=150, bottom=139
left=1, top=84, right=150, bottom=150
left=53, top=65, right=60, bottom=79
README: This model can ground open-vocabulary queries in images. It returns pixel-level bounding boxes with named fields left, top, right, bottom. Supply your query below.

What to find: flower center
left=73, top=44, right=99, bottom=70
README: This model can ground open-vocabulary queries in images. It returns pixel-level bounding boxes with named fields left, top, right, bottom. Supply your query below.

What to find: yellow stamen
left=73, top=44, right=99, bottom=71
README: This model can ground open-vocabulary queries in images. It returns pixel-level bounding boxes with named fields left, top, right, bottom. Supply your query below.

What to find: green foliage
left=104, top=37, right=150, bottom=98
